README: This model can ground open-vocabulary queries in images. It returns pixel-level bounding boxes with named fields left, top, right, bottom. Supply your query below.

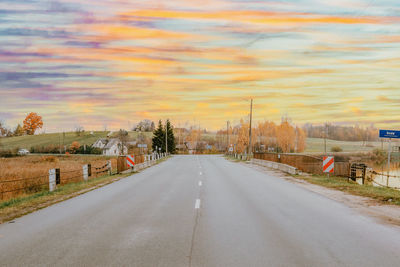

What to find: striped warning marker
left=127, top=155, right=135, bottom=168
left=323, top=156, right=334, bottom=173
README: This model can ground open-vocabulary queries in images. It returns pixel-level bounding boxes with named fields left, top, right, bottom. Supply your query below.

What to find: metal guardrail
left=251, top=158, right=299, bottom=175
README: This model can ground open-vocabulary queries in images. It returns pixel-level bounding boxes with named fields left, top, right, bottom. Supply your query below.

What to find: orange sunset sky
left=0, top=0, right=399, bottom=131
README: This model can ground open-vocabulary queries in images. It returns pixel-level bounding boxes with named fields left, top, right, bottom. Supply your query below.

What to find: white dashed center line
left=198, top=181, right=202, bottom=186
left=195, top=199, right=201, bottom=209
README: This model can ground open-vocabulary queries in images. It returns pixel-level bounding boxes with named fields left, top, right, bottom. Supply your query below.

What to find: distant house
left=184, top=141, right=210, bottom=154
left=93, top=138, right=128, bottom=156
left=176, top=144, right=187, bottom=153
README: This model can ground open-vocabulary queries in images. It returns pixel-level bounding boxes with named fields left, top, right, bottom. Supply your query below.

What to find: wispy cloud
left=0, top=0, right=399, bottom=130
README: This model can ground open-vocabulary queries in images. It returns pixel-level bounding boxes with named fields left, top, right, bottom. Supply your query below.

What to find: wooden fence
left=117, top=153, right=162, bottom=173
left=254, top=152, right=350, bottom=177
left=0, top=160, right=113, bottom=201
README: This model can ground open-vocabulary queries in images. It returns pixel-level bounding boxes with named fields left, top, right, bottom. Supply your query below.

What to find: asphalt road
left=1, top=155, right=400, bottom=267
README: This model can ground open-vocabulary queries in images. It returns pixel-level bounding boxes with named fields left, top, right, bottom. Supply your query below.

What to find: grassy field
left=304, top=138, right=394, bottom=153
left=0, top=131, right=153, bottom=151
left=1, top=131, right=396, bottom=154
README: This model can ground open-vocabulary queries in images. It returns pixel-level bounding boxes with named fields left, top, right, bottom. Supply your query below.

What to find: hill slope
left=1, top=132, right=393, bottom=153
left=0, top=131, right=153, bottom=150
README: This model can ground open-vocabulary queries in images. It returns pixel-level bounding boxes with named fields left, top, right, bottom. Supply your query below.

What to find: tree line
left=217, top=118, right=307, bottom=153
left=303, top=123, right=379, bottom=143
left=0, top=112, right=43, bottom=137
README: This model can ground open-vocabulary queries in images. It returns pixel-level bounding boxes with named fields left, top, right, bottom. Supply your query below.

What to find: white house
left=93, top=138, right=128, bottom=156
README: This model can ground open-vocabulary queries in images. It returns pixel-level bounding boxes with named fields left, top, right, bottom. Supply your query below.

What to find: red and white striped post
left=126, top=155, right=135, bottom=171
left=323, top=156, right=334, bottom=177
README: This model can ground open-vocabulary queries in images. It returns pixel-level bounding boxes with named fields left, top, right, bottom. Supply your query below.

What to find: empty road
left=1, top=155, right=400, bottom=266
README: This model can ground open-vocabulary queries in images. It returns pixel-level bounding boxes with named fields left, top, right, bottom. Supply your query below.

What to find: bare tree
left=116, top=129, right=130, bottom=155
left=75, top=125, right=85, bottom=136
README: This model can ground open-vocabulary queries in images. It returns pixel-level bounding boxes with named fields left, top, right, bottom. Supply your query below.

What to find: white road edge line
left=195, top=199, right=201, bottom=209
left=198, top=181, right=202, bottom=186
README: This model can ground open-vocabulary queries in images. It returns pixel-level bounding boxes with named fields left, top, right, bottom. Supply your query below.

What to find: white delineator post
left=107, top=160, right=112, bottom=175
left=49, top=168, right=56, bottom=192
left=83, top=164, right=89, bottom=181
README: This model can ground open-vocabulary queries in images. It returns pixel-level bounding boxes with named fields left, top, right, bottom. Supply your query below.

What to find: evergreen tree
left=152, top=120, right=165, bottom=153
left=165, top=119, right=176, bottom=154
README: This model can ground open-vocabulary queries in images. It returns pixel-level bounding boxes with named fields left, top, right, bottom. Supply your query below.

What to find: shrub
left=0, top=149, right=19, bottom=158
left=72, top=145, right=102, bottom=155
left=29, top=144, right=102, bottom=155
left=371, top=148, right=386, bottom=165
left=331, top=146, right=343, bottom=152
left=69, top=141, right=80, bottom=154
left=30, top=145, right=60, bottom=154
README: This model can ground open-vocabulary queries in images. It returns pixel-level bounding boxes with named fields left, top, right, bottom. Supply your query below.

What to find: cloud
left=120, top=9, right=381, bottom=26
left=0, top=72, right=70, bottom=80
left=0, top=28, right=70, bottom=38
left=0, top=0, right=399, bottom=130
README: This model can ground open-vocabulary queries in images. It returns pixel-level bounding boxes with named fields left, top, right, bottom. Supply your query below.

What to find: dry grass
left=0, top=155, right=117, bottom=200
left=296, top=174, right=400, bottom=206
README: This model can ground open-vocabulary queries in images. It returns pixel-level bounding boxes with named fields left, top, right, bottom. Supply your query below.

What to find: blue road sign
left=379, top=130, right=400, bottom=139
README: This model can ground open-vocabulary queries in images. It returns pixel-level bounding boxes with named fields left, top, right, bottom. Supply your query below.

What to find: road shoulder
left=0, top=157, right=170, bottom=224
left=239, top=160, right=400, bottom=227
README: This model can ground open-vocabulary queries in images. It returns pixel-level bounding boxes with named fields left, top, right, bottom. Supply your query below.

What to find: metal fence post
left=88, top=163, right=92, bottom=177
left=56, top=168, right=60, bottom=185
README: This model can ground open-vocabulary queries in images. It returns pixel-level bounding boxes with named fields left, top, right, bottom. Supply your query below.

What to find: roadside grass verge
left=227, top=155, right=400, bottom=206
left=224, top=155, right=248, bottom=162
left=0, top=157, right=169, bottom=223
left=296, top=174, right=400, bottom=206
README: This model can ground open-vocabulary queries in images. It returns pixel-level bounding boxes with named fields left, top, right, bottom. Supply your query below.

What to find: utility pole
left=62, top=132, right=65, bottom=153
left=387, top=138, right=392, bottom=186
left=248, top=98, right=253, bottom=155
left=226, top=121, right=229, bottom=152
left=165, top=120, right=168, bottom=154
left=324, top=122, right=328, bottom=154
left=198, top=124, right=200, bottom=154
left=178, top=123, right=181, bottom=154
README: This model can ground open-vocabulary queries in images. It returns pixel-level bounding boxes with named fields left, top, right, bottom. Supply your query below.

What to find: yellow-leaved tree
left=277, top=121, right=296, bottom=153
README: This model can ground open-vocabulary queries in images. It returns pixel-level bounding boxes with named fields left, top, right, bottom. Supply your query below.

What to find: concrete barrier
left=251, top=158, right=299, bottom=175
